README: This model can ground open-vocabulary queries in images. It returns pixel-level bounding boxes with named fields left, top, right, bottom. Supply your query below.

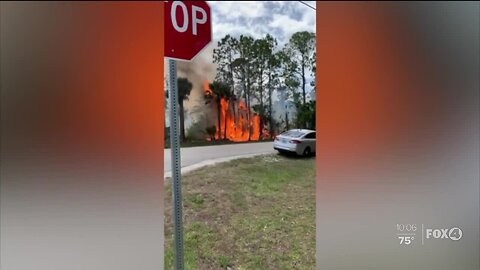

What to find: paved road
left=164, top=142, right=276, bottom=176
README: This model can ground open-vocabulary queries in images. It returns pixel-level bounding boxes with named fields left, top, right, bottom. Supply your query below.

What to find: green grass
left=164, top=154, right=315, bottom=270
left=184, top=193, right=206, bottom=210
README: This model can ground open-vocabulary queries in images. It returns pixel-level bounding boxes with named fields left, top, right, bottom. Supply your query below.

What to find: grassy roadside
left=164, top=154, right=315, bottom=270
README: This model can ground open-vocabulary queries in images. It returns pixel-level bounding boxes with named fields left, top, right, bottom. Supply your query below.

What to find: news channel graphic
left=396, top=224, right=463, bottom=246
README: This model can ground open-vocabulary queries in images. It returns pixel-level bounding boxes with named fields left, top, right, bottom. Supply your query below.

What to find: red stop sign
left=165, top=1, right=212, bottom=61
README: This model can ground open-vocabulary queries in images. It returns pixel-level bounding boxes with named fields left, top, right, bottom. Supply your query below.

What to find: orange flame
left=204, top=81, right=213, bottom=96
left=204, top=81, right=263, bottom=142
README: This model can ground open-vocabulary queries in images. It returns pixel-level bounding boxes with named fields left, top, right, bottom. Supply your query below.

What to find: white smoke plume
left=165, top=43, right=219, bottom=138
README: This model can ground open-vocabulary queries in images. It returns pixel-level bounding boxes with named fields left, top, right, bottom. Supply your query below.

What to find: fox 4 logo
left=425, top=227, right=463, bottom=241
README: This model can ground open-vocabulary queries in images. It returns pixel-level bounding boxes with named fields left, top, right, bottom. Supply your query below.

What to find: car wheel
left=303, top=147, right=311, bottom=157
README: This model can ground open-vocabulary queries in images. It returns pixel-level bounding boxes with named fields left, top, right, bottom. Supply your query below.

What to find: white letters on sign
left=170, top=1, right=208, bottom=36
left=171, top=1, right=188, bottom=33
left=191, top=6, right=207, bottom=35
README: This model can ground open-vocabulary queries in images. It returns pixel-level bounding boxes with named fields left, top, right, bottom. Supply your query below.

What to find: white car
left=273, top=129, right=316, bottom=156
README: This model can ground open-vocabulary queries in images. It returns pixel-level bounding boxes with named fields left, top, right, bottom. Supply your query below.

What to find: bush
left=296, top=100, right=316, bottom=129
left=205, top=126, right=217, bottom=141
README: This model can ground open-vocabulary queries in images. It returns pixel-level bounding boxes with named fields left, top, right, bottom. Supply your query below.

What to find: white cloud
left=269, top=13, right=313, bottom=45
left=207, top=1, right=315, bottom=44
left=209, top=1, right=267, bottom=19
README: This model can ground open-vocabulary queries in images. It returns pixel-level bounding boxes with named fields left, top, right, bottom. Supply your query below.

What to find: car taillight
left=290, top=140, right=301, bottom=144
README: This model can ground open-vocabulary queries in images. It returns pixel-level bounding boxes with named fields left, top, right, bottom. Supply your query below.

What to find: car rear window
left=281, top=130, right=305, bottom=138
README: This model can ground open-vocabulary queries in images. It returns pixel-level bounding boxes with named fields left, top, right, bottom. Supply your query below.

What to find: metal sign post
left=168, top=58, right=184, bottom=270
left=165, top=1, right=211, bottom=269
